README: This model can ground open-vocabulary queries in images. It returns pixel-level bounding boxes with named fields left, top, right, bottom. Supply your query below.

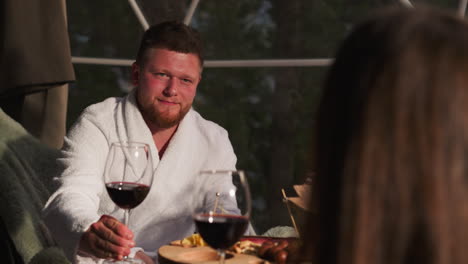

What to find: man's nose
left=163, top=77, right=177, bottom=96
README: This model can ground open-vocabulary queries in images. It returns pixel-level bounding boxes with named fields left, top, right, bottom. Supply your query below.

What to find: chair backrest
left=0, top=108, right=69, bottom=264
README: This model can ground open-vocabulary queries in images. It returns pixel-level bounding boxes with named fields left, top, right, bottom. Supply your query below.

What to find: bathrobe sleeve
left=43, top=105, right=114, bottom=261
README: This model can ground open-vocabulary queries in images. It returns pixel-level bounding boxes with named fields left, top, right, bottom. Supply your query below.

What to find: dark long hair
left=310, top=7, right=468, bottom=264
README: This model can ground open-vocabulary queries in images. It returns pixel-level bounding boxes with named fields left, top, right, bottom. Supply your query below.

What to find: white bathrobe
left=43, top=91, right=237, bottom=263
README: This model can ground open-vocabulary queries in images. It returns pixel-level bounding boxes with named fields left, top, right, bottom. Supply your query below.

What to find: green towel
left=0, top=108, right=69, bottom=264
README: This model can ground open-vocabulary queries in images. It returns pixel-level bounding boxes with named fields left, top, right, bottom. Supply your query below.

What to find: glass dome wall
left=66, top=0, right=464, bottom=233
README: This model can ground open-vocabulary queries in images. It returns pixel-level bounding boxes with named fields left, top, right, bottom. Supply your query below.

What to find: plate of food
left=158, top=234, right=300, bottom=264
left=240, top=236, right=298, bottom=245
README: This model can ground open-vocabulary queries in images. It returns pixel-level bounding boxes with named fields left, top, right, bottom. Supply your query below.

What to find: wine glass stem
left=123, top=209, right=130, bottom=260
left=124, top=209, right=130, bottom=226
left=218, top=250, right=226, bottom=264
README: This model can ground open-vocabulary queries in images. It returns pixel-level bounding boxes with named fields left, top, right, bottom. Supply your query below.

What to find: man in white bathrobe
left=43, top=21, right=237, bottom=263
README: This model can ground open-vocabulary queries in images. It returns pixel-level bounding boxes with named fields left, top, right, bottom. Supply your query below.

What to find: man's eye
left=154, top=72, right=168, bottom=78
left=181, top=78, right=193, bottom=84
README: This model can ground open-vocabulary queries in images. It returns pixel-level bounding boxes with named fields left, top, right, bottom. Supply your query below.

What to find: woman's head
left=313, top=7, right=468, bottom=264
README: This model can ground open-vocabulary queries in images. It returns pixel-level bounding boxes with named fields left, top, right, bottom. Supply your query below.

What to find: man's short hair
left=135, top=21, right=204, bottom=68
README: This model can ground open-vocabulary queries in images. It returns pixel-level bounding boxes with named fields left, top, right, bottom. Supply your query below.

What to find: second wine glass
left=193, top=170, right=251, bottom=264
left=103, top=142, right=153, bottom=263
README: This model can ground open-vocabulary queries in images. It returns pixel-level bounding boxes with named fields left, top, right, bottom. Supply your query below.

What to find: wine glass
left=103, top=142, right=153, bottom=263
left=192, top=170, right=251, bottom=264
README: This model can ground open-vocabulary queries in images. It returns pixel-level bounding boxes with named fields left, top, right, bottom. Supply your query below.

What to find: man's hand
left=79, top=215, right=135, bottom=260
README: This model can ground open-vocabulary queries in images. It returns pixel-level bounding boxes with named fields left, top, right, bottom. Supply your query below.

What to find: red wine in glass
left=194, top=213, right=248, bottom=250
left=193, top=170, right=251, bottom=264
left=105, top=181, right=150, bottom=209
left=103, top=142, right=153, bottom=264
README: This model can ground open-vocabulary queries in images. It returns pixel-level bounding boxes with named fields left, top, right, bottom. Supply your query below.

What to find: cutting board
left=158, top=245, right=265, bottom=264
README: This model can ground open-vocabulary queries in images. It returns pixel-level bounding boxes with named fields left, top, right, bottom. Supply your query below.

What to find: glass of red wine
left=193, top=170, right=251, bottom=264
left=103, top=142, right=153, bottom=263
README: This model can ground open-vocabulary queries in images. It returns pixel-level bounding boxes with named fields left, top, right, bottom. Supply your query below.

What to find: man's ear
left=131, top=62, right=140, bottom=87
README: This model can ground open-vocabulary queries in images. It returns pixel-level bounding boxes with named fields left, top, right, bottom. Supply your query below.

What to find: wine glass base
left=103, top=258, right=144, bottom=264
